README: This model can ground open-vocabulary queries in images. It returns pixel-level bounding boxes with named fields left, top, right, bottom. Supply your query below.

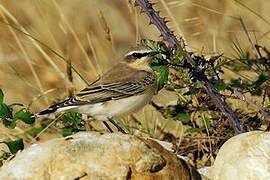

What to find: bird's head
left=123, top=48, right=159, bottom=70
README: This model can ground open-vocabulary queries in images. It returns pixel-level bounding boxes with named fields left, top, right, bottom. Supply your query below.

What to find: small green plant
left=0, top=139, right=24, bottom=166
left=0, top=89, right=34, bottom=165
left=60, top=112, right=85, bottom=137
left=142, top=39, right=270, bottom=135
left=0, top=89, right=35, bottom=128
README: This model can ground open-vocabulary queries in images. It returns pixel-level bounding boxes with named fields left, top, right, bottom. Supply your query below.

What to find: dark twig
left=232, top=91, right=270, bottom=124
left=134, top=0, right=244, bottom=133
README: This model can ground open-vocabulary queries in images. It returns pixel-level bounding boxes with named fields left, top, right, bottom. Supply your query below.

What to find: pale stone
left=0, top=132, right=201, bottom=180
left=209, top=131, right=270, bottom=180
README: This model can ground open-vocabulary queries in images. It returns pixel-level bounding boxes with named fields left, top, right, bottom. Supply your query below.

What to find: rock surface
left=0, top=132, right=200, bottom=180
left=209, top=131, right=270, bottom=180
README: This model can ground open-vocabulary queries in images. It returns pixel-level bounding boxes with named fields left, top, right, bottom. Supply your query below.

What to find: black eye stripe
left=124, top=51, right=154, bottom=62
left=132, top=52, right=149, bottom=58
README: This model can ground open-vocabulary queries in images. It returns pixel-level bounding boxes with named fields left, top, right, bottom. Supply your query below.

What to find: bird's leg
left=102, top=121, right=114, bottom=133
left=108, top=118, right=127, bottom=134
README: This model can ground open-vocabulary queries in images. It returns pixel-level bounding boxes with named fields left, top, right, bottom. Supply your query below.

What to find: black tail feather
left=37, top=101, right=66, bottom=116
left=37, top=98, right=79, bottom=116
left=37, top=107, right=57, bottom=116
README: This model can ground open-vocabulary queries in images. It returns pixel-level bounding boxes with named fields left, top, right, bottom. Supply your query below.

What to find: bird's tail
left=37, top=106, right=58, bottom=116
left=36, top=99, right=78, bottom=116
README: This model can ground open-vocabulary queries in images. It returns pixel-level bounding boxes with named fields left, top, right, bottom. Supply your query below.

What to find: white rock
left=209, top=131, right=270, bottom=180
left=0, top=132, right=201, bottom=180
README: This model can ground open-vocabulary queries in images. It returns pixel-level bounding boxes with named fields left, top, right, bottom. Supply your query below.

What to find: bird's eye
left=132, top=53, right=139, bottom=57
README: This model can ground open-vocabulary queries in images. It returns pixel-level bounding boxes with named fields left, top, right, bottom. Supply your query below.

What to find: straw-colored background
left=0, top=1, right=269, bottom=167
left=0, top=0, right=269, bottom=110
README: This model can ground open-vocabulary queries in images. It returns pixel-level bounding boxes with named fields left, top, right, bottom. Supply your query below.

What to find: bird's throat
left=127, top=58, right=152, bottom=72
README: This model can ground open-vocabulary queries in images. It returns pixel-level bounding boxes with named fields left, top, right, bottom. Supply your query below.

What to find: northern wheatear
left=37, top=47, right=159, bottom=132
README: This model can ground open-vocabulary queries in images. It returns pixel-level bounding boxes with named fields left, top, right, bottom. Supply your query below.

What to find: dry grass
left=0, top=0, right=269, bottom=167
left=0, top=0, right=269, bottom=106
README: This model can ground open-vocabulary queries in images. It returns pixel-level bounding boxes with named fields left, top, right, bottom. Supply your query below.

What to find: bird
left=37, top=47, right=159, bottom=133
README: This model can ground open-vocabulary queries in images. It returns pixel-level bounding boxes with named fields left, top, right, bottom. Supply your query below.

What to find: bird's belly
left=78, top=89, right=155, bottom=121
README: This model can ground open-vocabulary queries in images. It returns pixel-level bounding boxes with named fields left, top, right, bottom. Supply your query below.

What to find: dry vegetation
left=0, top=0, right=269, bottom=168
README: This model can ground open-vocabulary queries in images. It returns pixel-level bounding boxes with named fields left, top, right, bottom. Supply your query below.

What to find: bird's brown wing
left=37, top=63, right=156, bottom=115
left=75, top=62, right=156, bottom=104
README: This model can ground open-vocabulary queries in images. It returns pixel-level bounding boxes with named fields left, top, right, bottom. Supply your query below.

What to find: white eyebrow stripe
left=125, top=50, right=154, bottom=57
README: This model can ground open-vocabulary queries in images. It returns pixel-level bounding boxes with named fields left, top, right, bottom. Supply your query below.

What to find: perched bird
left=37, top=47, right=159, bottom=132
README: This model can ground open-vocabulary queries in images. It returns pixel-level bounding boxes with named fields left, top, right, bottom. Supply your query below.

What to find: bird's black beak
left=147, top=51, right=159, bottom=57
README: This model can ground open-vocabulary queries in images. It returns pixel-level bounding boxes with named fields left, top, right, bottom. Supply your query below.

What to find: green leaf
left=228, top=79, right=240, bottom=87
left=250, top=88, right=262, bottom=96
left=184, top=87, right=201, bottom=96
left=5, top=139, right=24, bottom=154
left=185, top=127, right=202, bottom=133
left=26, top=127, right=43, bottom=136
left=2, top=118, right=16, bottom=128
left=140, top=39, right=159, bottom=51
left=0, top=89, right=3, bottom=104
left=62, top=128, right=82, bottom=137
left=228, top=78, right=248, bottom=89
left=14, top=109, right=35, bottom=124
left=176, top=112, right=190, bottom=124
left=62, top=112, right=82, bottom=124
left=0, top=103, right=12, bottom=119
left=62, top=128, right=76, bottom=137
left=252, top=72, right=268, bottom=87
left=214, top=80, right=226, bottom=92
left=61, top=112, right=85, bottom=131
left=140, top=39, right=172, bottom=56
left=152, top=65, right=169, bottom=91
left=0, top=104, right=15, bottom=128
left=175, top=47, right=185, bottom=60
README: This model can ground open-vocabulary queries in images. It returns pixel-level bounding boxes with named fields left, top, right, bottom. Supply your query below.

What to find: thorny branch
left=134, top=0, right=244, bottom=133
